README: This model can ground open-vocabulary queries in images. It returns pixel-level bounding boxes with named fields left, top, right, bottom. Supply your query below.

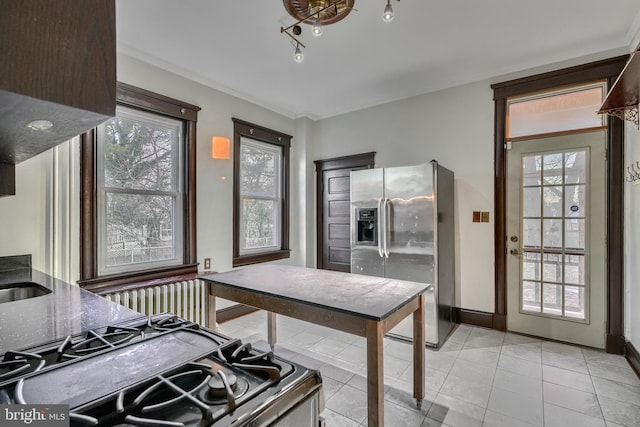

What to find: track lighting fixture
left=311, top=17, right=323, bottom=37
left=382, top=0, right=394, bottom=22
left=294, top=44, right=304, bottom=63
left=281, top=0, right=399, bottom=62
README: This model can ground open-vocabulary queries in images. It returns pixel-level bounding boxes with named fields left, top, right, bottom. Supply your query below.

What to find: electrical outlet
left=204, top=258, right=211, bottom=270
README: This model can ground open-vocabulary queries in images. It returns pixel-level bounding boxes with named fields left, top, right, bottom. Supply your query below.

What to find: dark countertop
left=0, top=269, right=142, bottom=355
left=202, top=264, right=430, bottom=321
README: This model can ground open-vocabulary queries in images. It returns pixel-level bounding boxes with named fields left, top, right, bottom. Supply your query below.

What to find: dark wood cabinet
left=0, top=0, right=116, bottom=196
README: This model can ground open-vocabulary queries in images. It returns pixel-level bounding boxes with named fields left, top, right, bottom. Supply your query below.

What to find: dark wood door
left=315, top=152, right=375, bottom=272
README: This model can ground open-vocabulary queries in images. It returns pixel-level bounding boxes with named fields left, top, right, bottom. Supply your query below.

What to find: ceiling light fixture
left=281, top=0, right=399, bottom=62
left=311, top=17, right=323, bottom=37
left=294, top=44, right=305, bottom=62
left=382, top=0, right=394, bottom=22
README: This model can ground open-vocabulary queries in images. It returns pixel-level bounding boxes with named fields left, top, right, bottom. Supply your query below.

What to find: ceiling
left=116, top=0, right=640, bottom=120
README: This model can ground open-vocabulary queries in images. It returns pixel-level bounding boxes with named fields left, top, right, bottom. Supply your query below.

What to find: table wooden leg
left=267, top=311, right=277, bottom=351
left=413, top=293, right=425, bottom=408
left=208, top=285, right=217, bottom=331
left=366, top=320, right=384, bottom=427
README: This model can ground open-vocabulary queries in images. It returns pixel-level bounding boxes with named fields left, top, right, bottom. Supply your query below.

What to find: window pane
left=565, top=219, right=585, bottom=250
left=241, top=198, right=280, bottom=251
left=543, top=219, right=563, bottom=249
left=564, top=286, right=586, bottom=319
left=543, top=186, right=562, bottom=217
left=507, top=84, right=605, bottom=139
left=565, top=185, right=586, bottom=217
left=523, top=219, right=541, bottom=248
left=522, top=155, right=542, bottom=186
left=105, top=193, right=176, bottom=267
left=523, top=252, right=541, bottom=281
left=103, top=108, right=180, bottom=191
left=564, top=254, right=585, bottom=285
left=542, top=154, right=563, bottom=185
left=523, top=187, right=541, bottom=217
left=564, top=151, right=586, bottom=184
left=522, top=281, right=541, bottom=312
left=240, top=139, right=281, bottom=198
left=543, top=283, right=563, bottom=316
left=543, top=253, right=562, bottom=283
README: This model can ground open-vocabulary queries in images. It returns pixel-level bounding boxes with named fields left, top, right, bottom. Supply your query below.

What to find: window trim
left=232, top=118, right=291, bottom=267
left=78, top=82, right=200, bottom=292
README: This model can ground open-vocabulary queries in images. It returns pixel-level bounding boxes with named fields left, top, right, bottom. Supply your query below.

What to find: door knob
left=510, top=249, right=520, bottom=256
left=510, top=235, right=519, bottom=242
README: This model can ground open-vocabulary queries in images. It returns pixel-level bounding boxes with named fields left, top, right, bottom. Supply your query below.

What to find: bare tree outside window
left=239, top=139, right=281, bottom=252
left=232, top=119, right=291, bottom=267
left=97, top=106, right=183, bottom=274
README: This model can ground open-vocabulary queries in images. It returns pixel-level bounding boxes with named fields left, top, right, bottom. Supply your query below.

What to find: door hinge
left=505, top=141, right=512, bottom=150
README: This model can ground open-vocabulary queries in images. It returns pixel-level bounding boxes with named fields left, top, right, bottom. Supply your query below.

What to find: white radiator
left=103, top=279, right=207, bottom=326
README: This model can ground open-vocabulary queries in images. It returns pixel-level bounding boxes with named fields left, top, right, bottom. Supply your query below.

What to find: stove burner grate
left=0, top=351, right=45, bottom=381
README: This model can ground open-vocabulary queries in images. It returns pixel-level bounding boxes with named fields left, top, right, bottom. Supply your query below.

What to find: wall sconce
left=212, top=136, right=230, bottom=159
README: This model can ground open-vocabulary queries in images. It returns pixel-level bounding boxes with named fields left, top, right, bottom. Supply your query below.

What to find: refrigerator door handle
left=384, top=197, right=391, bottom=258
left=377, top=197, right=384, bottom=258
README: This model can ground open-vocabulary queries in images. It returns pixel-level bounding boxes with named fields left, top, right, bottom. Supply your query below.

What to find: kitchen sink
left=0, top=282, right=51, bottom=303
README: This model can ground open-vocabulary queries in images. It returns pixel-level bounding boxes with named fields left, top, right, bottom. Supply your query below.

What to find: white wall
left=625, top=121, right=640, bottom=347
left=309, top=81, right=496, bottom=312
left=0, top=154, right=48, bottom=269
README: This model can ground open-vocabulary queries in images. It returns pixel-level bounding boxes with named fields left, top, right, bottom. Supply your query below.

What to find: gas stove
left=0, top=314, right=323, bottom=426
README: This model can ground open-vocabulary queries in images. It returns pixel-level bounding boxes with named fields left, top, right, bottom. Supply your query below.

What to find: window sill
left=232, top=250, right=291, bottom=267
left=79, top=263, right=199, bottom=294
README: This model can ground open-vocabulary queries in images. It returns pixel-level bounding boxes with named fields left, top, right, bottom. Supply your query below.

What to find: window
left=232, top=118, right=291, bottom=266
left=79, top=83, right=200, bottom=291
left=507, top=82, right=606, bottom=139
left=97, top=106, right=183, bottom=275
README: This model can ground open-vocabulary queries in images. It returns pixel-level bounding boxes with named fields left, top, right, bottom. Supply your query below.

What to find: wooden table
left=202, top=265, right=428, bottom=427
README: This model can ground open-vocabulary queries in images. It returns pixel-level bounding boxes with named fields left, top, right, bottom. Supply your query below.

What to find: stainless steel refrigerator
left=350, top=161, right=455, bottom=347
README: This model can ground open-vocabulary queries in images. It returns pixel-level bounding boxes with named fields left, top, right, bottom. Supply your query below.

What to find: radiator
left=103, top=279, right=208, bottom=326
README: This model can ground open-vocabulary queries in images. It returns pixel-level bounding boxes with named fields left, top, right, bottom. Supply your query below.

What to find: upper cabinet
left=0, top=0, right=116, bottom=196
left=598, top=45, right=640, bottom=126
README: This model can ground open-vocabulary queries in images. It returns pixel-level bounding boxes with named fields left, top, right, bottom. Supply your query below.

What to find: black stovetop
left=0, top=314, right=322, bottom=426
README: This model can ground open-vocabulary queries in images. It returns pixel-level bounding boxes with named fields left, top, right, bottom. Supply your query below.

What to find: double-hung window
left=232, top=118, right=291, bottom=266
left=79, top=83, right=199, bottom=291
left=97, top=106, right=183, bottom=275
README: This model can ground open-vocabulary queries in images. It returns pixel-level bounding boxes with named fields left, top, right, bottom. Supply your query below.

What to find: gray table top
left=202, top=265, right=430, bottom=321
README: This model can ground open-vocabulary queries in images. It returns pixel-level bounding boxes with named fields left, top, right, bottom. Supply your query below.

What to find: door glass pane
left=522, top=281, right=541, bottom=312
left=565, top=219, right=585, bottom=250
left=543, top=219, right=563, bottom=248
left=523, top=219, right=541, bottom=248
left=523, top=188, right=541, bottom=217
left=543, top=154, right=564, bottom=185
left=507, top=83, right=605, bottom=139
left=564, top=254, right=585, bottom=285
left=523, top=252, right=541, bottom=280
left=523, top=155, right=542, bottom=186
left=564, top=286, right=585, bottom=319
left=543, top=253, right=562, bottom=282
left=565, top=151, right=586, bottom=184
left=519, top=146, right=589, bottom=321
left=543, top=186, right=562, bottom=217
left=565, top=185, right=586, bottom=217
left=543, top=283, right=563, bottom=315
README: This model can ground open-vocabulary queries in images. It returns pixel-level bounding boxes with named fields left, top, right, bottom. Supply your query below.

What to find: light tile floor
left=218, top=311, right=640, bottom=427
